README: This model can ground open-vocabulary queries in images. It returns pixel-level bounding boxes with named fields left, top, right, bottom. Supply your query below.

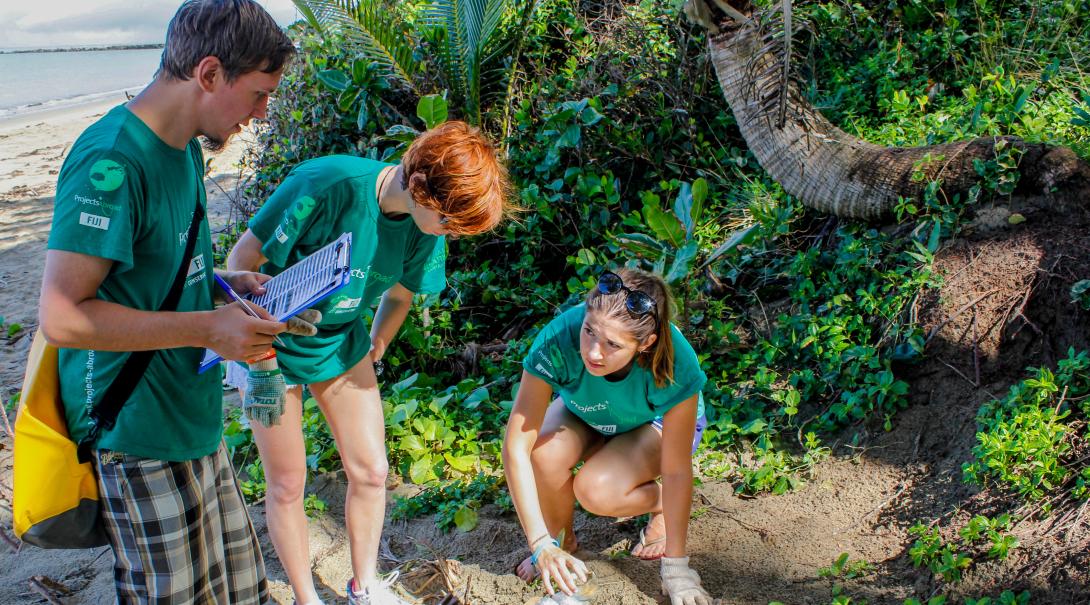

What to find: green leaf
left=391, top=372, right=419, bottom=394
left=740, top=418, right=767, bottom=434
left=643, top=202, right=685, bottom=247
left=336, top=88, right=360, bottom=113
left=690, top=178, right=708, bottom=227
left=454, top=505, right=479, bottom=532
left=444, top=453, right=477, bottom=472
left=927, top=220, right=942, bottom=253
left=666, top=241, right=699, bottom=284
left=703, top=225, right=758, bottom=267
left=356, top=101, right=370, bottom=131
left=400, top=434, right=426, bottom=452
left=674, top=182, right=695, bottom=238
left=417, top=94, right=449, bottom=129
left=316, top=69, right=350, bottom=92
left=616, top=233, right=667, bottom=259
left=463, top=387, right=489, bottom=409
left=409, top=455, right=438, bottom=484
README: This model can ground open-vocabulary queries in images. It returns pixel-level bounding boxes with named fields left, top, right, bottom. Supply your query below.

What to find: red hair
left=401, top=121, right=515, bottom=236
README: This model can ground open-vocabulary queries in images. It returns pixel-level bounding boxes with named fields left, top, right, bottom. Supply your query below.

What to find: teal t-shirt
left=522, top=305, right=707, bottom=436
left=248, top=155, right=447, bottom=384
left=47, top=104, right=221, bottom=462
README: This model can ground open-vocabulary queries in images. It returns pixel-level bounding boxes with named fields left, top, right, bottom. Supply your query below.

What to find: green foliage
left=818, top=553, right=874, bottom=580
left=965, top=591, right=1031, bottom=605
left=390, top=474, right=509, bottom=532
left=228, top=0, right=1090, bottom=518
left=303, top=493, right=328, bottom=518
left=907, top=513, right=1019, bottom=584
left=964, top=349, right=1090, bottom=502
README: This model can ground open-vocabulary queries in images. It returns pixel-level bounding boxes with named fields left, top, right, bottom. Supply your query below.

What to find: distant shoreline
left=0, top=44, right=163, bottom=55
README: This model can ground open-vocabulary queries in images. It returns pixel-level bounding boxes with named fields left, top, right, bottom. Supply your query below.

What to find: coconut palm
left=684, top=0, right=1089, bottom=220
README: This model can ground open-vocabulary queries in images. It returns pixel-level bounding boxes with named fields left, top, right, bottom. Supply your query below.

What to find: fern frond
left=292, top=0, right=422, bottom=94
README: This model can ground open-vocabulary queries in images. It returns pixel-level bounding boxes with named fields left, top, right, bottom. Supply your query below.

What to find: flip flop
left=632, top=526, right=667, bottom=560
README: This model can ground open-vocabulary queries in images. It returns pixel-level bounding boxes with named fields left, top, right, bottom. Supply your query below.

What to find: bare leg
left=572, top=425, right=668, bottom=559
left=309, top=357, right=388, bottom=588
left=246, top=386, right=320, bottom=604
left=516, top=398, right=600, bottom=581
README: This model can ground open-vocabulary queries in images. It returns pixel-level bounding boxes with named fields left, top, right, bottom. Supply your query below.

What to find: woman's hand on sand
left=535, top=544, right=588, bottom=597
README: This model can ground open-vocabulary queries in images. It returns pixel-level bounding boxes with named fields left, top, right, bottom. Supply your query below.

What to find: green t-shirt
left=522, top=305, right=707, bottom=436
left=47, top=105, right=221, bottom=462
left=249, top=155, right=447, bottom=384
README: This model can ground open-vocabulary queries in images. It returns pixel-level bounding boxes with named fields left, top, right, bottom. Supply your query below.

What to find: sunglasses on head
left=597, top=272, right=656, bottom=318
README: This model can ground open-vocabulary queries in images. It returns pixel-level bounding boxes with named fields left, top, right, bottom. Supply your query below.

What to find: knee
left=572, top=471, right=616, bottom=515
left=530, top=441, right=575, bottom=482
left=265, top=470, right=307, bottom=506
left=344, top=456, right=389, bottom=489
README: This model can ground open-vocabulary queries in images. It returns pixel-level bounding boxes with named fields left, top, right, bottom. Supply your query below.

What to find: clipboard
left=198, top=232, right=353, bottom=373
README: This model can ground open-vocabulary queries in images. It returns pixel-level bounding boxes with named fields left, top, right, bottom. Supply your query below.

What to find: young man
left=37, top=1, right=295, bottom=602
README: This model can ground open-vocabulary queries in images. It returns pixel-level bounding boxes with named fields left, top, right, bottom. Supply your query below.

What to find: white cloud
left=0, top=0, right=301, bottom=50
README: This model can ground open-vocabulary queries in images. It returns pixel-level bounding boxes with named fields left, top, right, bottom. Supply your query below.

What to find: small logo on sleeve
left=88, top=159, right=125, bottom=192
left=274, top=225, right=288, bottom=243
left=79, top=212, right=110, bottom=230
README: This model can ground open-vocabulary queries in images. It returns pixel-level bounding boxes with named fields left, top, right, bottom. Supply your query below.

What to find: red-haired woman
left=503, top=269, right=713, bottom=605
left=226, top=121, right=513, bottom=605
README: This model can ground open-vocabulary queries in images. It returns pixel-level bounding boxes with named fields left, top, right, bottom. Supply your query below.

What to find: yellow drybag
left=12, top=330, right=107, bottom=548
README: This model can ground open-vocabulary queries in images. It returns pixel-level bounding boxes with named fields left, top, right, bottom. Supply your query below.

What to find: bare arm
left=502, top=371, right=557, bottom=548
left=226, top=229, right=269, bottom=272
left=659, top=394, right=700, bottom=559
left=369, top=283, right=414, bottom=361
left=39, top=249, right=284, bottom=362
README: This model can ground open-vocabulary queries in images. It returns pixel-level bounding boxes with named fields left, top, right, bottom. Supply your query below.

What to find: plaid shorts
left=94, top=443, right=269, bottom=604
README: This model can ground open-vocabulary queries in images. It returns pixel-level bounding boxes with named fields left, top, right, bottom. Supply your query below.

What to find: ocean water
left=0, top=48, right=162, bottom=118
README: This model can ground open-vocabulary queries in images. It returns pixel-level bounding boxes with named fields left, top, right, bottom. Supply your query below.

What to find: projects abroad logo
left=88, top=159, right=125, bottom=192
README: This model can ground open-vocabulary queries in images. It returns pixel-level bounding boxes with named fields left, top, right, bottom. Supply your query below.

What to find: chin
left=200, top=135, right=227, bottom=153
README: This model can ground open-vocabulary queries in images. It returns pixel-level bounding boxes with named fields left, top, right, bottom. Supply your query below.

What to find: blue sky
left=0, top=1, right=300, bottom=50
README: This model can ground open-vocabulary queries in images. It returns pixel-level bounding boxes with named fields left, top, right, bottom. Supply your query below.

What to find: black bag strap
left=76, top=197, right=206, bottom=463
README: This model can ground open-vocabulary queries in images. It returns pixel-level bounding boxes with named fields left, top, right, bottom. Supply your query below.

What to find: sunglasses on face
left=597, top=272, right=656, bottom=318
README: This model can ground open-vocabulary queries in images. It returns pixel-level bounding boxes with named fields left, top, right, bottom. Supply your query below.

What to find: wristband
left=252, top=349, right=277, bottom=363
left=530, top=538, right=560, bottom=567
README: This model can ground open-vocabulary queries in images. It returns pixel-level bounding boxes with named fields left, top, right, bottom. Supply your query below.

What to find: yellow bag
left=12, top=330, right=107, bottom=548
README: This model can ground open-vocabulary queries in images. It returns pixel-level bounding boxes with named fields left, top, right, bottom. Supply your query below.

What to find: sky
left=0, top=0, right=301, bottom=50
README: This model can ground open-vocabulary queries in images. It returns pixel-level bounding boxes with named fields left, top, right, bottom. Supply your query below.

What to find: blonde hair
left=585, top=268, right=675, bottom=388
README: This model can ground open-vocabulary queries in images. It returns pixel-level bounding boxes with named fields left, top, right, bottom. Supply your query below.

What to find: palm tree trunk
left=695, top=2, right=1088, bottom=220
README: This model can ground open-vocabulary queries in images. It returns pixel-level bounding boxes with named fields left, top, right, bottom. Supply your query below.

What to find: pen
left=213, top=273, right=286, bottom=347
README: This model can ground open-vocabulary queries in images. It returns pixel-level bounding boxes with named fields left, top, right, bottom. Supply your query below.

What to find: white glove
left=661, top=556, right=712, bottom=605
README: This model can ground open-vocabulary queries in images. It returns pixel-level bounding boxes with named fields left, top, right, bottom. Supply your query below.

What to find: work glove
left=661, top=556, right=712, bottom=605
left=242, top=310, right=321, bottom=427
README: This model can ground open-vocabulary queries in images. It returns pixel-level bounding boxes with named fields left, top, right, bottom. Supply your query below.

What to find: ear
left=193, top=56, right=223, bottom=93
left=407, top=171, right=432, bottom=206
left=639, top=333, right=658, bottom=352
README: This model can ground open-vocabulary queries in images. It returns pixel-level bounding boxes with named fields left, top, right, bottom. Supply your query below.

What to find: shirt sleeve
left=248, top=171, right=327, bottom=267
left=522, top=307, right=583, bottom=391
left=47, top=149, right=141, bottom=273
left=398, top=234, right=447, bottom=294
left=650, top=324, right=708, bottom=411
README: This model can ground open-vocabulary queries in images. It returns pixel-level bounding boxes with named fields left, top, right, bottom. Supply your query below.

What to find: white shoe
left=347, top=571, right=413, bottom=605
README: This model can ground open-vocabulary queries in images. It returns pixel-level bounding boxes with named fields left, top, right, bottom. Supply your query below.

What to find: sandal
left=631, top=526, right=667, bottom=560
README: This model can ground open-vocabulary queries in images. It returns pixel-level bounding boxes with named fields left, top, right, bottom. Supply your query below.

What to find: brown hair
left=159, top=0, right=295, bottom=82
left=401, top=121, right=516, bottom=236
left=585, top=268, right=676, bottom=388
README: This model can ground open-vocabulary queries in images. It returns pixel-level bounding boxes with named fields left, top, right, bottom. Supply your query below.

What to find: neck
left=605, top=357, right=637, bottom=382
left=125, top=77, right=203, bottom=150
left=377, top=164, right=414, bottom=215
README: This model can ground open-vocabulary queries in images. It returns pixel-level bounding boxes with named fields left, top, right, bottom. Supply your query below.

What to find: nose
left=587, top=342, right=603, bottom=362
left=253, top=97, right=269, bottom=120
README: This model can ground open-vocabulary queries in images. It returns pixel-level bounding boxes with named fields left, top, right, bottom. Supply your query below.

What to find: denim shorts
left=650, top=414, right=707, bottom=455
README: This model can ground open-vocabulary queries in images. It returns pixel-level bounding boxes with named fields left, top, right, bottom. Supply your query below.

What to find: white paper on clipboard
left=198, top=232, right=352, bottom=373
